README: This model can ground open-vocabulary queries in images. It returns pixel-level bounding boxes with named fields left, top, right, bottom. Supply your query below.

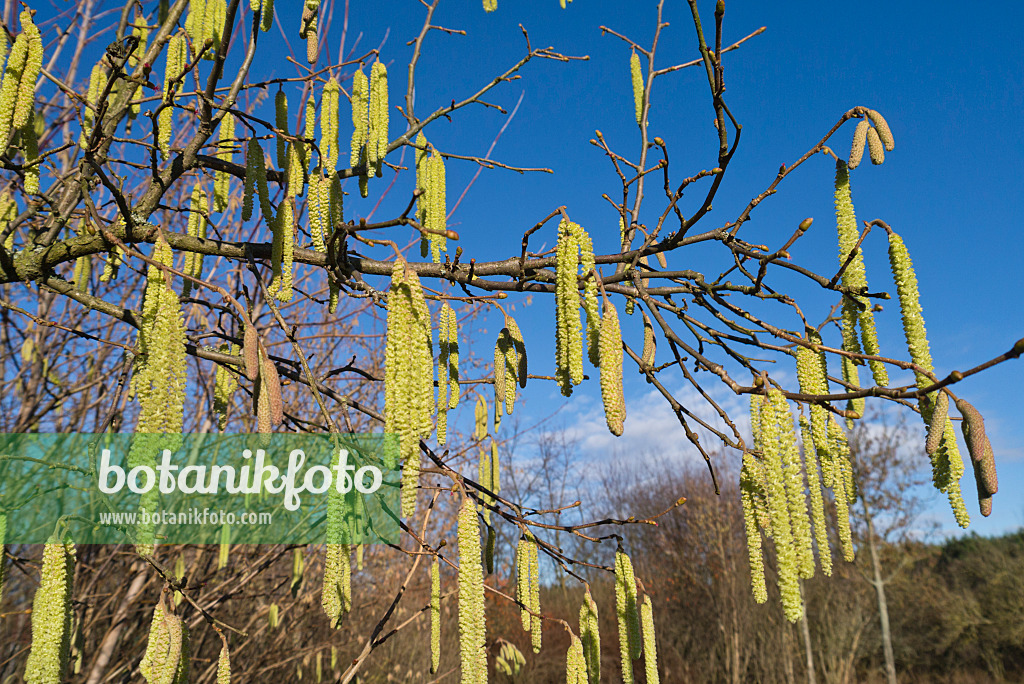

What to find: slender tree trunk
left=783, top=623, right=796, bottom=684
left=865, top=513, right=898, bottom=684
left=800, top=588, right=818, bottom=684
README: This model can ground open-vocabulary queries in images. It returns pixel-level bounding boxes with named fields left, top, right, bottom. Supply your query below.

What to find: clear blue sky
left=37, top=1, right=1024, bottom=538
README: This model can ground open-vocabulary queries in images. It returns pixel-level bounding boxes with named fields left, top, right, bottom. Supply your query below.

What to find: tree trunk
left=800, top=588, right=818, bottom=684
left=865, top=513, right=898, bottom=684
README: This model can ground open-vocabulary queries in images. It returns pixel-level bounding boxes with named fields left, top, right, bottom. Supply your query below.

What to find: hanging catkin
left=217, top=645, right=231, bottom=684
left=322, top=77, right=340, bottom=171
left=798, top=413, right=832, bottom=577
left=833, top=160, right=888, bottom=386
left=422, top=148, right=447, bottom=262
left=887, top=229, right=969, bottom=527
left=505, top=314, right=527, bottom=388
left=599, top=299, right=625, bottom=436
left=159, top=34, right=187, bottom=160
left=134, top=236, right=187, bottom=438
left=760, top=389, right=803, bottom=622
left=349, top=68, right=368, bottom=180
left=301, top=1, right=319, bottom=63
left=367, top=59, right=389, bottom=178
left=213, top=344, right=239, bottom=430
left=275, top=89, right=289, bottom=171
left=457, top=499, right=486, bottom=684
left=579, top=589, right=600, bottom=684
left=566, top=633, right=587, bottom=684
left=474, top=395, right=488, bottom=441
left=385, top=260, right=434, bottom=516
left=739, top=450, right=769, bottom=602
left=614, top=549, right=641, bottom=682
left=260, top=0, right=274, bottom=32
left=555, top=219, right=594, bottom=395
left=640, top=595, right=659, bottom=684
left=182, top=184, right=208, bottom=298
left=24, top=536, right=75, bottom=684
left=437, top=303, right=459, bottom=444
left=848, top=119, right=869, bottom=169
left=81, top=63, right=106, bottom=147
left=866, top=126, right=885, bottom=165
left=214, top=112, right=235, bottom=212
left=430, top=559, right=441, bottom=674
left=630, top=52, right=643, bottom=126
left=866, top=109, right=895, bottom=151
left=242, top=138, right=272, bottom=222
left=322, top=482, right=351, bottom=627
left=268, top=197, right=295, bottom=302
left=0, top=9, right=42, bottom=155
left=772, top=392, right=815, bottom=580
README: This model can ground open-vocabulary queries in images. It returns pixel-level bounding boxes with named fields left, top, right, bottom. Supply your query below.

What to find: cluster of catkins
left=742, top=388, right=853, bottom=622
left=416, top=132, right=448, bottom=262
left=0, top=9, right=42, bottom=193
left=554, top=218, right=626, bottom=435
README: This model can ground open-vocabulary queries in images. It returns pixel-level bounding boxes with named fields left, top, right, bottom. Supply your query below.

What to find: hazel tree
left=0, top=0, right=1018, bottom=682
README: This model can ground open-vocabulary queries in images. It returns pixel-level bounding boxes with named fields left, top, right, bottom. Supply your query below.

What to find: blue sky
left=35, top=1, right=1023, bottom=538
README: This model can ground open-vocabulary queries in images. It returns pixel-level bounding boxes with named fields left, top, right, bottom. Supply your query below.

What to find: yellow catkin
left=865, top=109, right=895, bottom=151
left=218, top=522, right=230, bottom=568
left=322, top=482, right=352, bottom=627
left=24, top=536, right=75, bottom=684
left=887, top=230, right=969, bottom=527
left=474, top=395, right=487, bottom=441
left=483, top=0, right=497, bottom=12
left=431, top=559, right=441, bottom=674
left=217, top=645, right=231, bottom=684
left=0, top=10, right=41, bottom=155
left=866, top=126, right=885, bottom=165
left=24, top=118, right=41, bottom=194
left=760, top=389, right=803, bottom=622
left=213, top=344, right=239, bottom=430
left=640, top=595, right=659, bottom=684
left=287, top=141, right=304, bottom=197
left=134, top=236, right=187, bottom=439
left=275, top=89, right=289, bottom=171
left=385, top=260, right=434, bottom=516
left=159, top=34, right=186, bottom=160
left=740, top=451, right=769, bottom=602
left=214, top=112, right=235, bottom=212
left=13, top=9, right=41, bottom=135
left=204, top=0, right=226, bottom=59
left=599, top=299, right=625, bottom=436
left=579, top=589, right=600, bottom=684
left=848, top=119, right=869, bottom=169
left=437, top=303, right=458, bottom=444
left=457, top=499, right=486, bottom=684
left=81, top=63, right=106, bottom=147
left=615, top=549, right=641, bottom=682
left=423, top=150, right=447, bottom=262
left=798, top=413, right=832, bottom=577
left=630, top=52, right=643, bottom=126
left=322, top=77, right=340, bottom=171
left=555, top=219, right=585, bottom=395
left=367, top=60, right=389, bottom=178
left=268, top=197, right=294, bottom=302
left=576, top=226, right=600, bottom=367
left=501, top=327, right=519, bottom=414
left=308, top=172, right=328, bottom=253
left=505, top=314, right=527, bottom=390
left=516, top=536, right=534, bottom=633
left=242, top=138, right=272, bottom=222
left=349, top=69, right=368, bottom=176
left=182, top=183, right=208, bottom=298
left=128, top=17, right=149, bottom=119
left=833, top=161, right=888, bottom=386
left=772, top=392, right=815, bottom=580
left=528, top=536, right=541, bottom=654
left=260, top=0, right=274, bottom=32
left=566, top=633, right=587, bottom=684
